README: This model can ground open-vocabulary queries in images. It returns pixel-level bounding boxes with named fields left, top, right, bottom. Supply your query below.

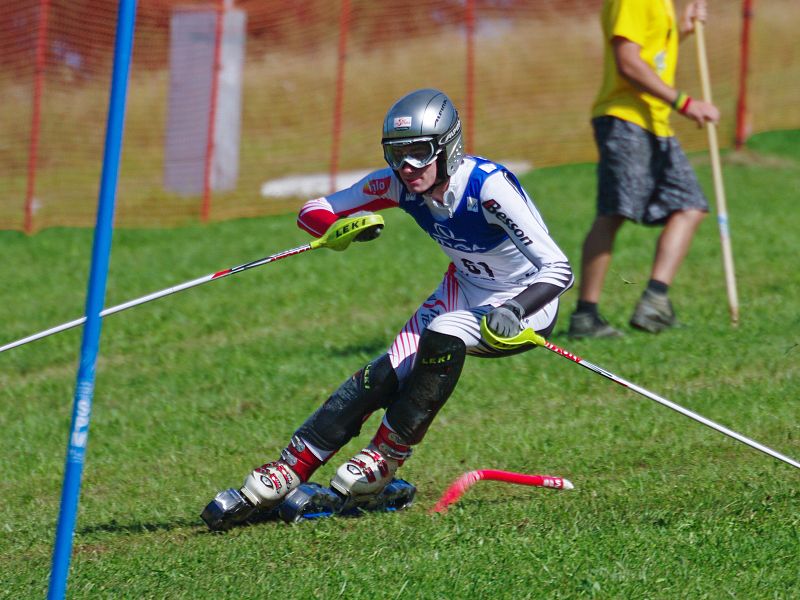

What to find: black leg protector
left=385, top=330, right=466, bottom=445
left=296, top=354, right=399, bottom=452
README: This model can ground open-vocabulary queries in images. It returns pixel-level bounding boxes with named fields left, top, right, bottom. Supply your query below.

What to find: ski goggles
left=383, top=139, right=440, bottom=170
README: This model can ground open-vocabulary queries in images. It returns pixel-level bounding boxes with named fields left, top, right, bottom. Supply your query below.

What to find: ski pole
left=480, top=319, right=800, bottom=471
left=2, top=214, right=383, bottom=354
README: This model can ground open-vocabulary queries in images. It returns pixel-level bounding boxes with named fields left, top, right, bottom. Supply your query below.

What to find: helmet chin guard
left=381, top=88, right=465, bottom=184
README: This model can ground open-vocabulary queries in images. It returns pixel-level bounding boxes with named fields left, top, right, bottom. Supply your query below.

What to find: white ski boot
left=241, top=459, right=302, bottom=509
left=330, top=447, right=399, bottom=497
left=202, top=436, right=325, bottom=531
left=330, top=421, right=412, bottom=498
left=201, top=460, right=300, bottom=532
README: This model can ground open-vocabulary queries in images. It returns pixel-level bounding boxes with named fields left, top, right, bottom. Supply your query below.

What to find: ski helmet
left=381, top=88, right=465, bottom=180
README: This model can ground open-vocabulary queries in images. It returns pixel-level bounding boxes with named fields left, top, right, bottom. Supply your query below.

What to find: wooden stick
left=695, top=19, right=740, bottom=325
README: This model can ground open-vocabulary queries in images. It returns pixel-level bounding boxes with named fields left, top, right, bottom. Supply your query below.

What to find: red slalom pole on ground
left=431, top=469, right=574, bottom=514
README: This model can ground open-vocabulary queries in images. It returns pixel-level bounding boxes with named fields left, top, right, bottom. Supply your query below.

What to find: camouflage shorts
left=592, top=116, right=708, bottom=225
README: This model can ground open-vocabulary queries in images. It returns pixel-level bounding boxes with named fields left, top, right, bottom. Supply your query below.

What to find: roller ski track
left=201, top=479, right=416, bottom=531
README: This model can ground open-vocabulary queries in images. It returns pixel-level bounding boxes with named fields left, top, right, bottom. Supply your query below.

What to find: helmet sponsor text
left=434, top=98, right=448, bottom=127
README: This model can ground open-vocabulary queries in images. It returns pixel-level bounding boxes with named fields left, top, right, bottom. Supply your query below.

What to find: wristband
left=672, top=91, right=692, bottom=114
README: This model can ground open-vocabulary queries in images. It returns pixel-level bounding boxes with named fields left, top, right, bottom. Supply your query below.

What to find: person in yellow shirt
left=568, top=0, right=719, bottom=338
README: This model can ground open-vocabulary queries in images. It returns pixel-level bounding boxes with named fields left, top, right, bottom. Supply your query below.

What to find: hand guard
left=349, top=211, right=383, bottom=243
left=355, top=225, right=383, bottom=242
left=485, top=300, right=525, bottom=338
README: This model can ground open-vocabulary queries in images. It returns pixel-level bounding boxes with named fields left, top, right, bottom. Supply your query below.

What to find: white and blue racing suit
left=298, top=156, right=574, bottom=382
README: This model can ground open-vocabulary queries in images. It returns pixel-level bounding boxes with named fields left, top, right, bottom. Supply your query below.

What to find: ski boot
left=201, top=459, right=301, bottom=532
left=276, top=423, right=416, bottom=523
left=330, top=447, right=399, bottom=497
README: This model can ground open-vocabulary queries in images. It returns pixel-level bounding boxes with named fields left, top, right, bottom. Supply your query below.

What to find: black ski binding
left=201, top=479, right=416, bottom=531
left=278, top=478, right=417, bottom=523
left=201, top=487, right=260, bottom=532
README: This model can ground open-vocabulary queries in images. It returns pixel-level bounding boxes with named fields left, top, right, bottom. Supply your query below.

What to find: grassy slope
left=0, top=131, right=798, bottom=598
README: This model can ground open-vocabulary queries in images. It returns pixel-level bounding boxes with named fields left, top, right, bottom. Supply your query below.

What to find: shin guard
left=385, top=330, right=466, bottom=445
left=296, top=353, right=399, bottom=452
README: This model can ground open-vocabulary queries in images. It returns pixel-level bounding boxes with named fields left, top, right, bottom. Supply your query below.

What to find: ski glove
left=485, top=299, right=526, bottom=338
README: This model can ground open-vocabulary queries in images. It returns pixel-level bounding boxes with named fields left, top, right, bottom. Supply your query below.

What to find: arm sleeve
left=480, top=171, right=574, bottom=315
left=297, top=169, right=399, bottom=238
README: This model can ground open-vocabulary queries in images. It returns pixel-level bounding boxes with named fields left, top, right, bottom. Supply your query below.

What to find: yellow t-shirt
left=592, top=0, right=678, bottom=137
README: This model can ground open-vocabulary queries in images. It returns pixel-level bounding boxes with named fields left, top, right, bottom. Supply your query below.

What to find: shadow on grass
left=77, top=516, right=201, bottom=536
left=76, top=496, right=419, bottom=538
left=76, top=509, right=293, bottom=538
left=326, top=337, right=388, bottom=358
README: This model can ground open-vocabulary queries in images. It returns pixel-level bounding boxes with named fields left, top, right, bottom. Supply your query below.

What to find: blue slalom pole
left=47, top=1, right=138, bottom=598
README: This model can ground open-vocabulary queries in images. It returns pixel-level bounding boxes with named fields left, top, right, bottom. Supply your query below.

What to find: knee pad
left=297, top=354, right=399, bottom=451
left=386, top=330, right=466, bottom=445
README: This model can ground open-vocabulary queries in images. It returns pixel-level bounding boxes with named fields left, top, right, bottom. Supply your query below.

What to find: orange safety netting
left=1, top=0, right=798, bottom=232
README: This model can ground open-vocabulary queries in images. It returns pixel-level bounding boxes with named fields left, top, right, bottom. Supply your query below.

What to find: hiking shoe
left=630, top=290, right=676, bottom=333
left=567, top=311, right=624, bottom=338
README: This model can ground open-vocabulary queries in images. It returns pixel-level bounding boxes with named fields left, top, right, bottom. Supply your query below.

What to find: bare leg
left=630, top=209, right=707, bottom=333
left=650, top=209, right=706, bottom=285
left=578, top=215, right=626, bottom=302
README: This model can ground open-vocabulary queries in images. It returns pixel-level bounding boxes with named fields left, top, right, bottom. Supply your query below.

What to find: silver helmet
left=381, top=88, right=465, bottom=179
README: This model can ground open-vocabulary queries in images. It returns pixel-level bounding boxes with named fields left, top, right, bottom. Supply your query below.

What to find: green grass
left=1, top=130, right=799, bottom=599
